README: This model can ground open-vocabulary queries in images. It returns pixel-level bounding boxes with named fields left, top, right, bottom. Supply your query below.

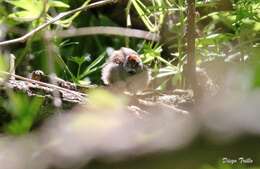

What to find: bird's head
left=123, top=54, right=143, bottom=75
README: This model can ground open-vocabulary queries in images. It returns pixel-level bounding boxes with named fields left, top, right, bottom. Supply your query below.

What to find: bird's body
left=102, top=47, right=151, bottom=94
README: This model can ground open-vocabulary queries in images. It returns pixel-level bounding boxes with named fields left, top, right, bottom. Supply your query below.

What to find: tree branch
left=45, top=26, right=160, bottom=41
left=0, top=0, right=117, bottom=46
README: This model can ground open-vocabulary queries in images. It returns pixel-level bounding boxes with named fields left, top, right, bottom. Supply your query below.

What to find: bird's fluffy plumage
left=101, top=47, right=151, bottom=94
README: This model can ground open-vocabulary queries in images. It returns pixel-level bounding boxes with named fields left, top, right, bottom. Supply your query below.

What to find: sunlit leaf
left=5, top=0, right=44, bottom=21
left=8, top=11, right=40, bottom=21
left=197, top=33, right=234, bottom=47
left=48, top=0, right=69, bottom=8
left=0, top=56, right=8, bottom=81
left=0, top=55, right=8, bottom=72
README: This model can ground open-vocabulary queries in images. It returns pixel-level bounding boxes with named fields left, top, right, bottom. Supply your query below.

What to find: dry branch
left=46, top=26, right=160, bottom=41
left=0, top=71, right=87, bottom=98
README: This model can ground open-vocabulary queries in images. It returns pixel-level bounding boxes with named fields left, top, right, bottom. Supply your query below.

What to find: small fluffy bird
left=102, top=47, right=151, bottom=94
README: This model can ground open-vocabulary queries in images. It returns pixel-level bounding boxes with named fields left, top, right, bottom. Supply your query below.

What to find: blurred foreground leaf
left=4, top=93, right=43, bottom=135
left=5, top=0, right=44, bottom=21
left=87, top=89, right=126, bottom=111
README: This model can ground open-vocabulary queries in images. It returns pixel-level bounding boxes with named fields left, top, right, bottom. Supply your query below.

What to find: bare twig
left=0, top=0, right=117, bottom=46
left=9, top=54, right=16, bottom=80
left=0, top=71, right=87, bottom=98
left=43, top=30, right=63, bottom=107
left=45, top=26, right=160, bottom=41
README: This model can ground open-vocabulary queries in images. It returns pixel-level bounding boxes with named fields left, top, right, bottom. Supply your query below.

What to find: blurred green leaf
left=0, top=56, right=8, bottom=82
left=154, top=66, right=179, bottom=79
left=197, top=33, right=234, bottom=47
left=8, top=11, right=40, bottom=21
left=0, top=55, right=8, bottom=72
left=4, top=93, right=43, bottom=135
left=48, top=0, right=69, bottom=8
left=69, top=56, right=88, bottom=65
left=53, top=0, right=91, bottom=27
left=87, top=89, right=126, bottom=111
left=5, top=0, right=44, bottom=21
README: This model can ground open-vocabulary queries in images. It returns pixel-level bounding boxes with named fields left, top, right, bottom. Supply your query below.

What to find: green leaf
left=79, top=52, right=106, bottom=79
left=86, top=52, right=105, bottom=72
left=69, top=56, right=88, bottom=65
left=4, top=93, right=43, bottom=135
left=53, top=0, right=91, bottom=27
left=0, top=55, right=8, bottom=72
left=197, top=33, right=234, bottom=47
left=132, top=0, right=155, bottom=32
left=55, top=54, right=76, bottom=81
left=0, top=56, right=8, bottom=82
left=8, top=11, right=39, bottom=21
left=5, top=0, right=43, bottom=11
left=154, top=66, right=179, bottom=79
left=48, top=0, right=69, bottom=8
left=5, top=0, right=44, bottom=21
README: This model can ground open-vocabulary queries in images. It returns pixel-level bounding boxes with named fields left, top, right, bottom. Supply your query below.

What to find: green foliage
left=52, top=0, right=91, bottom=27
left=5, top=0, right=70, bottom=22
left=0, top=55, right=8, bottom=72
left=130, top=0, right=166, bottom=32
left=0, top=1, right=260, bottom=168
left=0, top=0, right=260, bottom=133
left=68, top=51, right=106, bottom=82
left=48, top=0, right=70, bottom=8
left=0, top=0, right=258, bottom=83
left=142, top=43, right=179, bottom=75
left=234, top=0, right=260, bottom=28
left=3, top=93, right=43, bottom=135
left=5, top=0, right=44, bottom=21
left=78, top=52, right=106, bottom=80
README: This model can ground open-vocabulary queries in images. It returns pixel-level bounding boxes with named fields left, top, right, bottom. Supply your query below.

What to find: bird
left=101, top=47, right=151, bottom=94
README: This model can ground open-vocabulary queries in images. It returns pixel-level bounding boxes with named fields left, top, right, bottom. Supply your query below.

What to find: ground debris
left=0, top=72, right=89, bottom=104
left=0, top=71, right=194, bottom=122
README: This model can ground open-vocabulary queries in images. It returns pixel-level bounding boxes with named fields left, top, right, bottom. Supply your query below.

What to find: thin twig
left=45, top=26, right=160, bottom=41
left=0, top=71, right=87, bottom=98
left=9, top=54, right=16, bottom=80
left=0, top=0, right=117, bottom=46
left=43, top=30, right=63, bottom=107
